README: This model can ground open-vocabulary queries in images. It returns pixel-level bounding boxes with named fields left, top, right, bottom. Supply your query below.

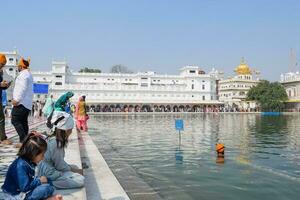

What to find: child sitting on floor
left=1, top=133, right=62, bottom=200
left=37, top=111, right=84, bottom=189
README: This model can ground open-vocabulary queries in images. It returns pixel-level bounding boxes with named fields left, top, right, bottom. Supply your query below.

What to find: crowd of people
left=32, top=100, right=44, bottom=118
left=86, top=104, right=259, bottom=113
left=0, top=54, right=89, bottom=199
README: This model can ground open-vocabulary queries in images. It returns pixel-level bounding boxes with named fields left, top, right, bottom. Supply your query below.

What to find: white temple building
left=1, top=50, right=267, bottom=112
left=1, top=50, right=226, bottom=112
left=0, top=50, right=20, bottom=101
left=218, top=59, right=260, bottom=111
left=280, top=71, right=300, bottom=111
left=30, top=61, right=223, bottom=111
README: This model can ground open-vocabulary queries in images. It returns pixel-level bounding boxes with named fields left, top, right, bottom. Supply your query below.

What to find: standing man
left=0, top=54, right=12, bottom=145
left=11, top=58, right=33, bottom=146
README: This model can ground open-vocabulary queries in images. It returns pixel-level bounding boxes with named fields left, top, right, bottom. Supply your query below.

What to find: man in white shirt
left=11, top=58, right=33, bottom=145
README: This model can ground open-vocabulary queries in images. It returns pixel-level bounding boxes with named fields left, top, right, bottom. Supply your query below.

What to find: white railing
left=281, top=76, right=300, bottom=83
left=32, top=71, right=52, bottom=75
left=60, top=83, right=191, bottom=92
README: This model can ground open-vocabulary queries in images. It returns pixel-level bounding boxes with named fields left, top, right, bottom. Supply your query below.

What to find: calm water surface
left=89, top=113, right=300, bottom=200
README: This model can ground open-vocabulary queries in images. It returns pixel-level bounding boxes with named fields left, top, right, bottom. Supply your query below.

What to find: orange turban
left=216, top=143, right=225, bottom=153
left=0, top=54, right=7, bottom=65
left=18, top=57, right=30, bottom=68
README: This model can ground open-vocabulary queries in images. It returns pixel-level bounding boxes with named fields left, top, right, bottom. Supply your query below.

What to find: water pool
left=88, top=113, right=300, bottom=200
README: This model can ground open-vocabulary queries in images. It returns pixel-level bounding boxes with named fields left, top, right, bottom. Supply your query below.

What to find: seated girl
left=37, top=111, right=84, bottom=189
left=1, top=133, right=62, bottom=200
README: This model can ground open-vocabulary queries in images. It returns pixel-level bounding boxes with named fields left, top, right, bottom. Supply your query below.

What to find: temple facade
left=1, top=50, right=267, bottom=112
left=31, top=61, right=223, bottom=112
left=218, top=59, right=260, bottom=111
left=280, top=72, right=300, bottom=111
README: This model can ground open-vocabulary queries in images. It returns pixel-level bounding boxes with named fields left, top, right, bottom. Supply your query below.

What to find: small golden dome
left=234, top=58, right=252, bottom=75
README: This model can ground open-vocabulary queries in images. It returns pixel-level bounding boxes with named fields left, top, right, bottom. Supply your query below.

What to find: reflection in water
left=89, top=113, right=300, bottom=200
left=216, top=156, right=225, bottom=164
left=175, top=124, right=184, bottom=164
left=175, top=147, right=183, bottom=164
left=250, top=115, right=288, bottom=147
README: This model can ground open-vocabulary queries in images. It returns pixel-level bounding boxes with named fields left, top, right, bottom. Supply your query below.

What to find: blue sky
left=1, top=0, right=300, bottom=80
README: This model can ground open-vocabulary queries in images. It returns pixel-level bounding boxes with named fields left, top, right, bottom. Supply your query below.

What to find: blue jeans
left=25, top=184, right=54, bottom=200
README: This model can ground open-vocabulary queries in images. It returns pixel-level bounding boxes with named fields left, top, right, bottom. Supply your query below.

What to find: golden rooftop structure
left=234, top=58, right=252, bottom=75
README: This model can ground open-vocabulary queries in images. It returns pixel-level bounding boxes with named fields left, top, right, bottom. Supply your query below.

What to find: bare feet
left=71, top=168, right=84, bottom=175
left=47, top=194, right=63, bottom=200
left=1, top=139, right=13, bottom=145
left=14, top=143, right=22, bottom=148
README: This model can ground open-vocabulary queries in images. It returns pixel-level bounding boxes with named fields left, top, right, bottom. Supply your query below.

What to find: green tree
left=110, top=65, right=133, bottom=74
left=79, top=67, right=101, bottom=73
left=247, top=80, right=288, bottom=112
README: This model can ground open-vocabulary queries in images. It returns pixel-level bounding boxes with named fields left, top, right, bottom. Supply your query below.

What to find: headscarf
left=18, top=57, right=30, bottom=68
left=216, top=143, right=225, bottom=154
left=0, top=54, right=7, bottom=65
left=51, top=111, right=74, bottom=130
left=54, top=91, right=74, bottom=111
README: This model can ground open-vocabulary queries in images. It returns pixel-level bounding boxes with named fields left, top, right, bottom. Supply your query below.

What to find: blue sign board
left=33, top=83, right=49, bottom=94
left=175, top=119, right=184, bottom=131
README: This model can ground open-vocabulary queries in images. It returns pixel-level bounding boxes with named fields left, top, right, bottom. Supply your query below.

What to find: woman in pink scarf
left=75, top=96, right=88, bottom=132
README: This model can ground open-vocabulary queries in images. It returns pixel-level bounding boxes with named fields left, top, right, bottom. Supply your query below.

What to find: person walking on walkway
left=11, top=58, right=33, bottom=147
left=34, top=101, right=39, bottom=118
left=42, top=95, right=55, bottom=118
left=0, top=54, right=12, bottom=145
left=31, top=103, right=35, bottom=117
left=38, top=100, right=43, bottom=118
left=75, top=95, right=88, bottom=132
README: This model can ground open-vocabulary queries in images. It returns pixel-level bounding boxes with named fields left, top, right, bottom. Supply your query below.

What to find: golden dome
left=234, top=58, right=252, bottom=75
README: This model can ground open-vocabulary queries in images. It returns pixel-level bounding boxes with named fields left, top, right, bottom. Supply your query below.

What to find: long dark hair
left=18, top=133, right=47, bottom=162
left=49, top=114, right=70, bottom=148
left=49, top=128, right=69, bottom=148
